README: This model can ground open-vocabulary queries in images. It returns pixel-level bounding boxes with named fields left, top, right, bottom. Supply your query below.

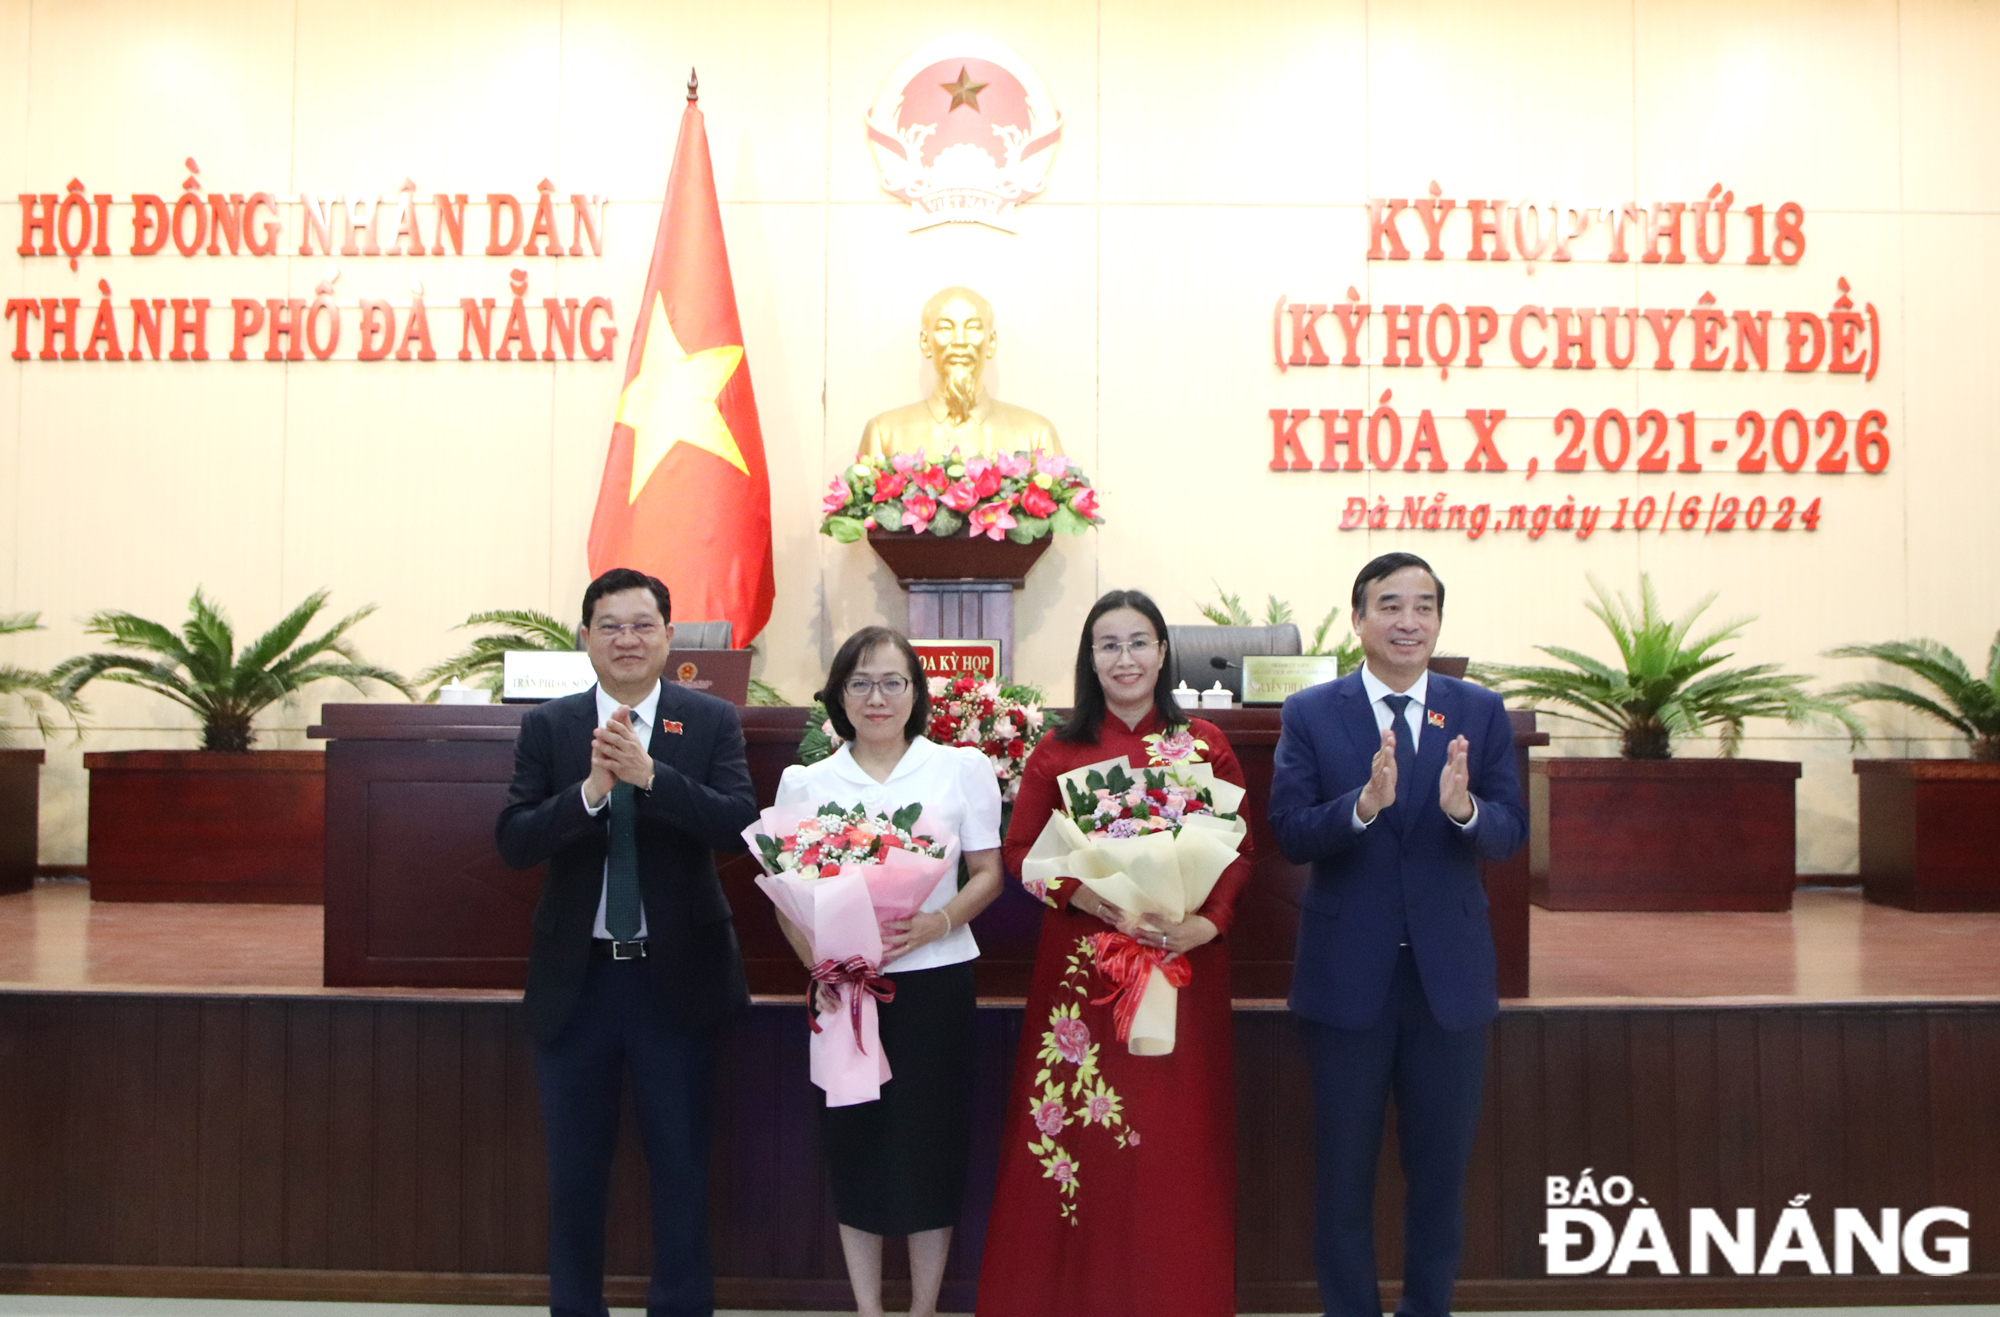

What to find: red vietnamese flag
left=587, top=84, right=774, bottom=645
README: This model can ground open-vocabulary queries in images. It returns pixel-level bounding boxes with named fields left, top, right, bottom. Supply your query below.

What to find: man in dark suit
left=1269, top=552, right=1527, bottom=1317
left=496, top=567, right=757, bottom=1317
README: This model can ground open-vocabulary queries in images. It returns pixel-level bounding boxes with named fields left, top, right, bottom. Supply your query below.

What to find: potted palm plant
left=1828, top=633, right=2000, bottom=910
left=52, top=589, right=410, bottom=902
left=415, top=608, right=579, bottom=699
left=1490, top=575, right=1861, bottom=911
left=1, top=612, right=83, bottom=894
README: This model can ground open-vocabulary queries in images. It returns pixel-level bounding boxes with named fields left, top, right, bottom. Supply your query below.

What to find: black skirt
left=820, top=960, right=977, bottom=1236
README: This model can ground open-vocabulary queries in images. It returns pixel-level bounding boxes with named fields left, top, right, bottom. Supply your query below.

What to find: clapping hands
left=1356, top=727, right=1476, bottom=824
left=585, top=707, right=654, bottom=805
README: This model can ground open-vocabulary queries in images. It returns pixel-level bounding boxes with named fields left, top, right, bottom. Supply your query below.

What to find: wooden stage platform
left=3, top=883, right=1999, bottom=1312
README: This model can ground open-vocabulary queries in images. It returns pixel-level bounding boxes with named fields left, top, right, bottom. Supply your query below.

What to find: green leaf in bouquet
left=817, top=801, right=850, bottom=820
left=823, top=515, right=866, bottom=543
left=1051, top=506, right=1090, bottom=536
left=756, top=834, right=781, bottom=868
left=1063, top=779, right=1095, bottom=818
left=1007, top=515, right=1050, bottom=544
left=874, top=500, right=906, bottom=532
left=1083, top=768, right=1107, bottom=792
left=927, top=507, right=966, bottom=538
left=891, top=801, right=924, bottom=833
left=1143, top=769, right=1166, bottom=789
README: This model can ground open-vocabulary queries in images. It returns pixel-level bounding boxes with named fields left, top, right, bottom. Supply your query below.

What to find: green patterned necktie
left=605, top=780, right=641, bottom=941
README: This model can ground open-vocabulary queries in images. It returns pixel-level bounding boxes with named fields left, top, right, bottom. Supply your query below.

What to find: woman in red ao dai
left=976, top=591, right=1252, bottom=1317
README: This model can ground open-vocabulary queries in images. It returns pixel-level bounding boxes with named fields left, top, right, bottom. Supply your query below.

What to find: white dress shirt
left=579, top=681, right=659, bottom=940
left=1351, top=665, right=1478, bottom=832
left=774, top=736, right=1003, bottom=973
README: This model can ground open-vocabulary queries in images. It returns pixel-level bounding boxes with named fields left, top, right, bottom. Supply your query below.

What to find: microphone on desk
left=1210, top=656, right=1238, bottom=671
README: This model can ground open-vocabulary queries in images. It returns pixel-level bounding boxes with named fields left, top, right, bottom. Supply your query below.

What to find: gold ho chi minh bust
left=858, top=286, right=1062, bottom=461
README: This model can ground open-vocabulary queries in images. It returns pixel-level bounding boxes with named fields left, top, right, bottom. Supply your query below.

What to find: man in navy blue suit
left=1269, top=552, right=1527, bottom=1317
left=497, top=568, right=757, bottom=1317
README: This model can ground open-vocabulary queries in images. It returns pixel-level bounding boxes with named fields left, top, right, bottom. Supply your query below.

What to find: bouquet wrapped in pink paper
left=742, top=800, right=952, bottom=1107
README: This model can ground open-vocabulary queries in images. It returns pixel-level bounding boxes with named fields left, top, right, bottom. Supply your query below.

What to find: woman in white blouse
left=773, top=625, right=1003, bottom=1317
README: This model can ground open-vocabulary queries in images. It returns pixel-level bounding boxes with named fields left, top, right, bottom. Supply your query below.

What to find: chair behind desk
left=1168, top=623, right=1303, bottom=702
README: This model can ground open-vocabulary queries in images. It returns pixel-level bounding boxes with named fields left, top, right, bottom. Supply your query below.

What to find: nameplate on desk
left=502, top=651, right=595, bottom=701
left=668, top=650, right=751, bottom=705
left=912, top=638, right=1000, bottom=681
left=1241, top=655, right=1343, bottom=704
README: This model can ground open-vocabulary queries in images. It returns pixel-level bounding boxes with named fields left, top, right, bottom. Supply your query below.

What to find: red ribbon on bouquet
left=1088, top=932, right=1194, bottom=1044
left=808, top=956, right=896, bottom=1051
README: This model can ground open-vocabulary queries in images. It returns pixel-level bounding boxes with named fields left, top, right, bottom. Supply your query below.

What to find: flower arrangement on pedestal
left=798, top=674, right=1054, bottom=822
left=819, top=449, right=1103, bottom=544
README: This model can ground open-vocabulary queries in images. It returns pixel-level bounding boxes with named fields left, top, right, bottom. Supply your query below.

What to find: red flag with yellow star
left=587, top=86, right=774, bottom=645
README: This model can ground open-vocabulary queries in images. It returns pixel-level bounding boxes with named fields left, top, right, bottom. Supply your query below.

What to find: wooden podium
left=867, top=530, right=1052, bottom=678
left=312, top=702, right=1542, bottom=999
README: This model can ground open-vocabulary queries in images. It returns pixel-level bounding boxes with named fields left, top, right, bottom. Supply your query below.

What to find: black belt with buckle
left=591, top=938, right=649, bottom=961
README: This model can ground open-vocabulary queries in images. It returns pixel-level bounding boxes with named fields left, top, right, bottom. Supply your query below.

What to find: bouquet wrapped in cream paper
left=1021, top=756, right=1248, bottom=1055
left=743, top=800, right=952, bottom=1106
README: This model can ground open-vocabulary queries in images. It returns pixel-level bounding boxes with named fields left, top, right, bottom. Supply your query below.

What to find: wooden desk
left=312, top=704, right=1540, bottom=997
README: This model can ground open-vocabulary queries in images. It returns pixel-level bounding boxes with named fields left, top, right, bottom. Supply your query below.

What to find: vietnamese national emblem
left=865, top=34, right=1063, bottom=232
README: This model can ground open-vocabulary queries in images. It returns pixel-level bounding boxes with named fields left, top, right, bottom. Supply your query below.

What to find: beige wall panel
left=14, top=362, right=288, bottom=642
left=1367, top=0, right=1635, bottom=201
left=1767, top=735, right=1861, bottom=876
left=20, top=0, right=295, bottom=188
left=827, top=0, right=1100, bottom=208
left=1098, top=0, right=1366, bottom=206
left=1632, top=0, right=1901, bottom=212
left=1899, top=0, right=2000, bottom=214
left=290, top=0, right=561, bottom=191
left=277, top=360, right=564, bottom=687
left=727, top=202, right=832, bottom=705
left=0, top=0, right=26, bottom=194
left=1899, top=212, right=2000, bottom=674
left=0, top=361, right=18, bottom=608
left=560, top=0, right=831, bottom=206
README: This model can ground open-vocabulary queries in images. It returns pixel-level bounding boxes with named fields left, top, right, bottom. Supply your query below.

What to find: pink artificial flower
left=822, top=476, right=851, bottom=516
left=1020, top=483, right=1058, bottom=518
left=1052, top=1016, right=1091, bottom=1065
left=902, top=490, right=937, bottom=533
left=874, top=470, right=908, bottom=500
left=890, top=450, right=925, bottom=473
left=917, top=466, right=950, bottom=493
left=968, top=500, right=1017, bottom=541
left=1033, top=1098, right=1069, bottom=1137
left=996, top=451, right=1032, bottom=478
left=1067, top=487, right=1100, bottom=519
left=971, top=465, right=1004, bottom=499
left=1035, top=452, right=1070, bottom=477
left=962, top=456, right=990, bottom=479
left=940, top=480, right=980, bottom=513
